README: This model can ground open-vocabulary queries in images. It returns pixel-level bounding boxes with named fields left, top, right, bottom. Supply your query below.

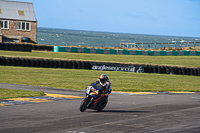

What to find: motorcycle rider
left=91, top=74, right=112, bottom=99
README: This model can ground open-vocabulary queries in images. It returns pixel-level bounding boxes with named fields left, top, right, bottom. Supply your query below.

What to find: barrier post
left=84, top=48, right=90, bottom=53
left=183, top=50, right=190, bottom=56
left=72, top=47, right=78, bottom=52
left=60, top=47, right=66, bottom=52
left=196, top=51, right=200, bottom=56
left=160, top=51, right=167, bottom=56
left=135, top=50, right=142, bottom=55
left=53, top=46, right=59, bottom=52
left=96, top=48, right=104, bottom=54
left=110, top=49, right=116, bottom=54
left=123, top=50, right=129, bottom=55
left=172, top=51, right=178, bottom=56
left=148, top=50, right=154, bottom=55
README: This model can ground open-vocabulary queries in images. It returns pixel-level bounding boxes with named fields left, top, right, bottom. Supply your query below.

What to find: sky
left=12, top=0, right=200, bottom=37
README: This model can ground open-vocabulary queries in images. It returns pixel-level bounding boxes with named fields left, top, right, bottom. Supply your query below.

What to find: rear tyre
left=80, top=97, right=91, bottom=112
left=97, top=99, right=108, bottom=112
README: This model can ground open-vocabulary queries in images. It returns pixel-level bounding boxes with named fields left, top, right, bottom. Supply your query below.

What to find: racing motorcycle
left=80, top=85, right=108, bottom=112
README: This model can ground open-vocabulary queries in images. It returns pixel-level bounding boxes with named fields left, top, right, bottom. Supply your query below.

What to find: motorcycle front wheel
left=80, top=97, right=91, bottom=112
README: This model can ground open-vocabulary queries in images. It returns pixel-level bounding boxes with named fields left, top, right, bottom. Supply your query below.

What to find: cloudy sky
left=13, top=0, right=200, bottom=37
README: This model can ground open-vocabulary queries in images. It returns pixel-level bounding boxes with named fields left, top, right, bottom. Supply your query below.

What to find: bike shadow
left=89, top=110, right=151, bottom=113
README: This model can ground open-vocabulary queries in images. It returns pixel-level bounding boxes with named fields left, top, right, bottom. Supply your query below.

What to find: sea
left=37, top=28, right=200, bottom=49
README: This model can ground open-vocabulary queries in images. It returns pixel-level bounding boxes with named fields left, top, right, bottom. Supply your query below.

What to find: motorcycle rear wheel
left=97, top=99, right=108, bottom=111
left=80, top=97, right=91, bottom=112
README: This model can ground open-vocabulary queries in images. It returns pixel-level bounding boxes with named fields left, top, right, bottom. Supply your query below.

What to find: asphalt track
left=0, top=83, right=200, bottom=133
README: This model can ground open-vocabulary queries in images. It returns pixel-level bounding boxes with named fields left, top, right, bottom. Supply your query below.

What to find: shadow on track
left=88, top=110, right=151, bottom=113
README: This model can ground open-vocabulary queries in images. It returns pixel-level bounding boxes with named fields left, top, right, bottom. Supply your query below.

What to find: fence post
left=175, top=42, right=176, bottom=49
left=154, top=43, right=156, bottom=49
left=168, top=42, right=169, bottom=48
left=194, top=42, right=196, bottom=48
left=142, top=43, right=143, bottom=49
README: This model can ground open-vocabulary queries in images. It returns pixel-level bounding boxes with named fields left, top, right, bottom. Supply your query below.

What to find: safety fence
left=1, top=43, right=200, bottom=56
left=120, top=42, right=200, bottom=49
left=54, top=46, right=200, bottom=56
left=0, top=56, right=199, bottom=76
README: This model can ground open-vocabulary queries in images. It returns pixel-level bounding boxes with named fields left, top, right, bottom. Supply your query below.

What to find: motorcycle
left=80, top=85, right=108, bottom=112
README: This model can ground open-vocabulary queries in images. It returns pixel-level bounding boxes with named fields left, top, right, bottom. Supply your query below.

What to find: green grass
left=0, top=50, right=200, bottom=99
left=0, top=50, right=200, bottom=68
left=0, top=66, right=199, bottom=92
left=0, top=88, right=45, bottom=99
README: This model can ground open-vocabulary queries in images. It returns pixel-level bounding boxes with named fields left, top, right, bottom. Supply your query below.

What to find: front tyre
left=80, top=97, right=90, bottom=112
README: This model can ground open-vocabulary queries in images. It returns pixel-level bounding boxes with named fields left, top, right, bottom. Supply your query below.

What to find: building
left=0, top=0, right=37, bottom=43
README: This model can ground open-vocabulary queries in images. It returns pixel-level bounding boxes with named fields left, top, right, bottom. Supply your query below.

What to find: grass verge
left=0, top=50, right=200, bottom=68
left=0, top=66, right=200, bottom=92
left=0, top=88, right=45, bottom=100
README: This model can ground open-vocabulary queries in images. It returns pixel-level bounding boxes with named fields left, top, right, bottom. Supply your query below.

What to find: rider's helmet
left=99, top=74, right=108, bottom=86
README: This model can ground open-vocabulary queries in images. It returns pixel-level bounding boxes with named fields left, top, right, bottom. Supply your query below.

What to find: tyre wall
left=0, top=56, right=199, bottom=76
left=0, top=43, right=32, bottom=52
left=0, top=43, right=54, bottom=52
left=32, top=45, right=53, bottom=51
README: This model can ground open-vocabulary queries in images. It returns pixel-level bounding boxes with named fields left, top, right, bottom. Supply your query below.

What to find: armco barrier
left=0, top=56, right=199, bottom=76
left=53, top=46, right=200, bottom=56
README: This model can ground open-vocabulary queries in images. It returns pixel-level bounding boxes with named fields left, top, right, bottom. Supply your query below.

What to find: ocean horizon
left=36, top=27, right=200, bottom=49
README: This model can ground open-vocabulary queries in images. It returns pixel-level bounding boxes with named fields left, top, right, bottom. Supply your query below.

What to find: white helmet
left=99, top=74, right=107, bottom=86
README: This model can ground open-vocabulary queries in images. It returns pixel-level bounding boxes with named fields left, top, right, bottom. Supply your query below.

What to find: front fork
left=86, top=95, right=93, bottom=107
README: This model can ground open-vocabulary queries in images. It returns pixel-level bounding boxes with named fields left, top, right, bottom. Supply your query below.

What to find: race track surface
left=0, top=83, right=200, bottom=133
